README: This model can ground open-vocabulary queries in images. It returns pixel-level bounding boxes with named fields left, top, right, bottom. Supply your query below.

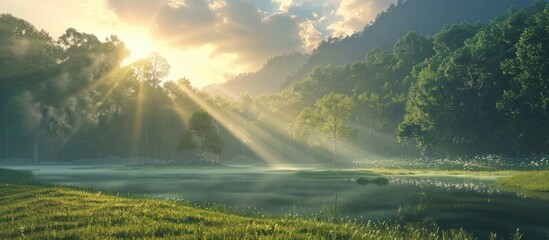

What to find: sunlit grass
left=295, top=167, right=549, bottom=200
left=0, top=168, right=483, bottom=239
left=295, top=168, right=520, bottom=179
left=319, top=155, right=549, bottom=181
left=495, top=171, right=549, bottom=199
left=358, top=168, right=522, bottom=178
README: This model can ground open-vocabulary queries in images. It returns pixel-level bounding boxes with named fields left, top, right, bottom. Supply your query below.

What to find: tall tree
left=128, top=52, right=172, bottom=157
left=178, top=109, right=224, bottom=159
left=133, top=52, right=170, bottom=88
left=293, top=93, right=356, bottom=163
left=0, top=14, right=60, bottom=161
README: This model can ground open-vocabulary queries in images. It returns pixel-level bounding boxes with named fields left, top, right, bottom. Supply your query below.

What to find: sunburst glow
left=122, top=30, right=156, bottom=64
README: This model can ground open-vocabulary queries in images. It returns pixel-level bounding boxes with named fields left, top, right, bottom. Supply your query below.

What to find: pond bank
left=0, top=168, right=477, bottom=239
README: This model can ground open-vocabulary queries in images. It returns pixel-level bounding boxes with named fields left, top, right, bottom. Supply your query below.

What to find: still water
left=6, top=165, right=549, bottom=239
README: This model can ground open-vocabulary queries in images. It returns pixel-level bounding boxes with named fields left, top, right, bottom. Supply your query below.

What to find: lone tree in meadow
left=292, top=92, right=356, bottom=163
left=178, top=109, right=224, bottom=159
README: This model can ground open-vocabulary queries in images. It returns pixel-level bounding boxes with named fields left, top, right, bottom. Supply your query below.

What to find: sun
left=121, top=30, right=156, bottom=63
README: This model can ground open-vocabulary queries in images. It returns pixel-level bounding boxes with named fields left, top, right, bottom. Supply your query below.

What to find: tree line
left=0, top=14, right=227, bottom=162
left=232, top=1, right=549, bottom=160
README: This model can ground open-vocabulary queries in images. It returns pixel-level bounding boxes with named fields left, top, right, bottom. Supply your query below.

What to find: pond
left=4, top=165, right=549, bottom=240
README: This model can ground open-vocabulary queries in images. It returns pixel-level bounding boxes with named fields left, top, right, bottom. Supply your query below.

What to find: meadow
left=0, top=168, right=495, bottom=239
left=295, top=155, right=549, bottom=200
left=494, top=171, right=549, bottom=199
left=4, top=154, right=547, bottom=239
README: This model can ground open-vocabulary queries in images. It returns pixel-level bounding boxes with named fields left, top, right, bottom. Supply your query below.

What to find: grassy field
left=295, top=168, right=521, bottom=179
left=494, top=171, right=549, bottom=199
left=0, top=168, right=482, bottom=239
left=346, top=155, right=549, bottom=171
left=296, top=168, right=549, bottom=200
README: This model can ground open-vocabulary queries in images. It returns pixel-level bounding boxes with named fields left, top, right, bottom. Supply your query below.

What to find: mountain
left=206, top=0, right=534, bottom=97
left=283, top=0, right=533, bottom=87
left=202, top=52, right=309, bottom=99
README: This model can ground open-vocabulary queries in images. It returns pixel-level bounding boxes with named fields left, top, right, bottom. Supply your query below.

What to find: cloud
left=273, top=0, right=293, bottom=12
left=92, top=0, right=399, bottom=87
left=327, top=0, right=395, bottom=36
left=106, top=0, right=396, bottom=72
left=107, top=0, right=303, bottom=69
left=298, top=19, right=322, bottom=52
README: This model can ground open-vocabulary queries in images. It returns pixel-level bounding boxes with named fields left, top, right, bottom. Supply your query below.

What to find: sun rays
left=164, top=81, right=339, bottom=165
left=51, top=59, right=385, bottom=165
left=48, top=37, right=375, bottom=165
left=52, top=65, right=132, bottom=159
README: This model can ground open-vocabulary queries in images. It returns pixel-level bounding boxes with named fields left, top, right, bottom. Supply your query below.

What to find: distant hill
left=284, top=0, right=534, bottom=87
left=205, top=0, right=534, bottom=97
left=202, top=53, right=309, bottom=98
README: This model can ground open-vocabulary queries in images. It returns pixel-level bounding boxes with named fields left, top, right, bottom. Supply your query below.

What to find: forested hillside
left=203, top=53, right=309, bottom=98
left=229, top=1, right=549, bottom=159
left=399, top=2, right=549, bottom=155
left=1, top=1, right=548, bottom=163
left=284, top=0, right=533, bottom=87
left=213, top=0, right=533, bottom=96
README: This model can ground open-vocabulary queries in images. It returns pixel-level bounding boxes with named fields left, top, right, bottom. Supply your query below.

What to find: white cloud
left=327, top=0, right=394, bottom=36
left=167, top=0, right=187, bottom=8
left=1, top=0, right=396, bottom=87
left=273, top=0, right=293, bottom=12
left=107, top=0, right=302, bottom=69
left=298, top=19, right=321, bottom=53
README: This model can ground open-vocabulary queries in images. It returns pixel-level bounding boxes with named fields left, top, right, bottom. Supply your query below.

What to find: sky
left=1, top=0, right=396, bottom=88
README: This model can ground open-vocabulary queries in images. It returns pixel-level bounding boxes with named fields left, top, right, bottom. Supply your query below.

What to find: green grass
left=359, top=168, right=522, bottom=178
left=495, top=171, right=549, bottom=199
left=296, top=168, right=528, bottom=179
left=296, top=168, right=549, bottom=201
left=0, top=185, right=477, bottom=239
left=0, top=168, right=481, bottom=239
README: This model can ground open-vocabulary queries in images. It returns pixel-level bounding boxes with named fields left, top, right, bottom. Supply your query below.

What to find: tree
left=132, top=52, right=170, bottom=88
left=393, top=32, right=434, bottom=73
left=399, top=2, right=549, bottom=156
left=0, top=14, right=60, bottom=161
left=178, top=109, right=224, bottom=159
left=127, top=52, right=172, bottom=157
left=499, top=3, right=549, bottom=153
left=292, top=92, right=356, bottom=163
